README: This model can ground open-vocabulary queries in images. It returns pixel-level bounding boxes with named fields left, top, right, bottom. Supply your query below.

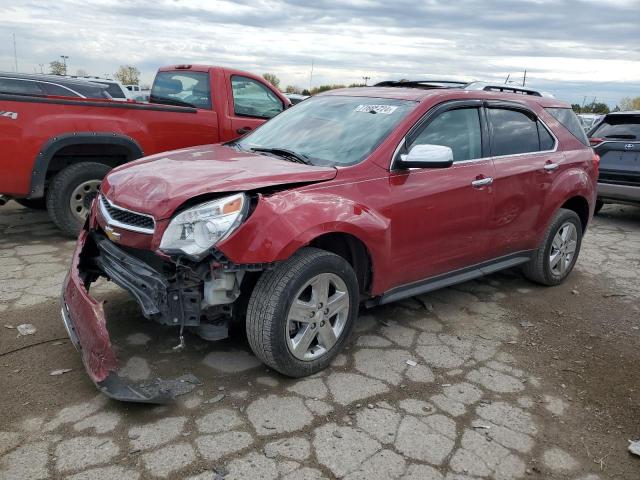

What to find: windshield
left=150, top=71, right=211, bottom=109
left=237, top=95, right=415, bottom=166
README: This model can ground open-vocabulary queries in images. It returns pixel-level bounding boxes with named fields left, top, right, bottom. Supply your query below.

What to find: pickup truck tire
left=15, top=198, right=47, bottom=210
left=246, top=247, right=359, bottom=377
left=46, top=162, right=111, bottom=237
left=523, top=208, right=583, bottom=286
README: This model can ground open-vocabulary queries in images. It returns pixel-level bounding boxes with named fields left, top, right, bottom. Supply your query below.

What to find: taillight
left=589, top=137, right=604, bottom=147
left=592, top=152, right=600, bottom=171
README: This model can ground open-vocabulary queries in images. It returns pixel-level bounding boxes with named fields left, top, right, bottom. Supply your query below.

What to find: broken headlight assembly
left=160, top=193, right=248, bottom=259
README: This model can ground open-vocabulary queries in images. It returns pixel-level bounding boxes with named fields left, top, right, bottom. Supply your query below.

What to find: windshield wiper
left=250, top=147, right=312, bottom=165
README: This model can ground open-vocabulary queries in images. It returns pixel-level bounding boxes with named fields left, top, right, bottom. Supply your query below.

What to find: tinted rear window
left=545, top=108, right=589, bottom=145
left=0, top=78, right=44, bottom=95
left=591, top=115, right=640, bottom=140
left=151, top=71, right=211, bottom=109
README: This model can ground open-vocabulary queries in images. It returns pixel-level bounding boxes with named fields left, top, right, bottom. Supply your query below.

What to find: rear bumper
left=60, top=230, right=198, bottom=403
left=597, top=182, right=640, bottom=204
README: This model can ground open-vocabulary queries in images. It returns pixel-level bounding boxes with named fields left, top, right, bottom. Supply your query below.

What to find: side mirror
left=396, top=144, right=454, bottom=169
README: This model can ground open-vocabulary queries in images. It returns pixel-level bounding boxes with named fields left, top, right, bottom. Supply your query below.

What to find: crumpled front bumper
left=61, top=230, right=194, bottom=403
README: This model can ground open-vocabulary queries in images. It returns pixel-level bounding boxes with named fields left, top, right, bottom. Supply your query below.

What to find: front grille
left=99, top=195, right=155, bottom=233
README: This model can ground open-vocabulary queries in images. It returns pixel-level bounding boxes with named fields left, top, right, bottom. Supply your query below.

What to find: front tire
left=46, top=162, right=111, bottom=237
left=523, top=208, right=582, bottom=286
left=594, top=200, right=604, bottom=215
left=246, top=248, right=359, bottom=377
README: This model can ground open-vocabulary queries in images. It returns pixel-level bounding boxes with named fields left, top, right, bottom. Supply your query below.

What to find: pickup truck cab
left=62, top=81, right=598, bottom=402
left=0, top=65, right=289, bottom=235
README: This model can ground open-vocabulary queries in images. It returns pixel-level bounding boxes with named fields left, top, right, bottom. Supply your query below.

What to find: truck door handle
left=236, top=127, right=252, bottom=135
left=471, top=177, right=493, bottom=188
left=544, top=162, right=559, bottom=171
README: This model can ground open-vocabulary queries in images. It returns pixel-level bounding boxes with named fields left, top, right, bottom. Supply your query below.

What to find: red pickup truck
left=0, top=65, right=290, bottom=235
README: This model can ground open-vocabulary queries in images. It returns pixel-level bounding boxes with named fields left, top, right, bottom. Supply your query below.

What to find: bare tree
left=76, top=69, right=89, bottom=77
left=114, top=65, right=141, bottom=85
left=620, top=96, right=640, bottom=111
left=263, top=73, right=281, bottom=89
left=49, top=60, right=66, bottom=75
left=285, top=85, right=302, bottom=94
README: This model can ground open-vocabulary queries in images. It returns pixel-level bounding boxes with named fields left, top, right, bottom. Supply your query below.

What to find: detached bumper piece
left=61, top=230, right=204, bottom=403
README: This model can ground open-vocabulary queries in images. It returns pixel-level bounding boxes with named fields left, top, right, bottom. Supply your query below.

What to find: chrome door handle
left=544, top=162, right=559, bottom=171
left=471, top=177, right=493, bottom=188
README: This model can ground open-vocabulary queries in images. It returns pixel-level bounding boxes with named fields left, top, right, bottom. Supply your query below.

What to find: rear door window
left=151, top=71, right=211, bottom=109
left=411, top=108, right=482, bottom=162
left=40, top=82, right=79, bottom=97
left=488, top=108, right=540, bottom=156
left=231, top=76, right=284, bottom=119
left=591, top=115, right=640, bottom=140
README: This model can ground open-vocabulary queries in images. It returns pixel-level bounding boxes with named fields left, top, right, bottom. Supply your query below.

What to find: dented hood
left=102, top=144, right=337, bottom=219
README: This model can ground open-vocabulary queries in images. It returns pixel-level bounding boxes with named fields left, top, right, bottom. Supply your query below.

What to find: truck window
left=231, top=76, right=283, bottom=119
left=151, top=71, right=212, bottom=109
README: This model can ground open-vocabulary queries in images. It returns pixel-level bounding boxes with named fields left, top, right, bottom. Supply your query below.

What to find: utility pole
left=13, top=33, right=18, bottom=72
left=362, top=76, right=371, bottom=86
left=60, top=55, right=69, bottom=75
left=38, top=63, right=44, bottom=74
left=522, top=70, right=527, bottom=87
left=309, top=59, right=314, bottom=92
left=504, top=73, right=510, bottom=84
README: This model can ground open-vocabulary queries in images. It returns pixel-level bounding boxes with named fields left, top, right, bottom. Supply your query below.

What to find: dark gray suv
left=0, top=72, right=111, bottom=99
left=588, top=111, right=640, bottom=212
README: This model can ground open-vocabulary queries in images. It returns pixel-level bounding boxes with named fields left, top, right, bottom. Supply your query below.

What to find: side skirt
left=367, top=251, right=533, bottom=307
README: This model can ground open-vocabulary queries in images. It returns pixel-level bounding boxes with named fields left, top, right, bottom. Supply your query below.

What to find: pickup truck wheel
left=246, top=247, right=359, bottom=377
left=46, top=162, right=111, bottom=237
left=15, top=198, right=47, bottom=210
left=522, top=208, right=582, bottom=286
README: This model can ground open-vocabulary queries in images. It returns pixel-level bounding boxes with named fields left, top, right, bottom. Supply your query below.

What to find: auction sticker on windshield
left=355, top=104, right=399, bottom=114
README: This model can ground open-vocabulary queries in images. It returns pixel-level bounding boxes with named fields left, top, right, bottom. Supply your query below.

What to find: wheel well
left=561, top=196, right=590, bottom=232
left=309, top=233, right=372, bottom=296
left=46, top=143, right=135, bottom=182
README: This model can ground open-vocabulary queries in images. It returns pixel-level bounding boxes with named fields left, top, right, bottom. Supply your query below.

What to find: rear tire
left=46, top=162, right=111, bottom=237
left=15, top=198, right=47, bottom=210
left=523, top=208, right=582, bottom=286
left=594, top=200, right=604, bottom=215
left=246, top=247, right=359, bottom=377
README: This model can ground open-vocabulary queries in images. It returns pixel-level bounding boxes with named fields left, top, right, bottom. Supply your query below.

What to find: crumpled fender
left=218, top=190, right=391, bottom=294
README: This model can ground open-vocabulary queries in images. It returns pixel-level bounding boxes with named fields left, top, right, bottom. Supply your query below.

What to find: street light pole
left=60, top=55, right=69, bottom=75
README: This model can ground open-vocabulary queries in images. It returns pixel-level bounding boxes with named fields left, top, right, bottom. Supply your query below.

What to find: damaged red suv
left=62, top=81, right=598, bottom=402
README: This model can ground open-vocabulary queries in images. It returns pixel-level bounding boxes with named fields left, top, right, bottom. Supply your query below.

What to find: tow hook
left=0, top=195, right=10, bottom=206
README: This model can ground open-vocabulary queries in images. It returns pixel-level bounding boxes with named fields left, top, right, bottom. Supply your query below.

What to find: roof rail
left=374, top=79, right=551, bottom=97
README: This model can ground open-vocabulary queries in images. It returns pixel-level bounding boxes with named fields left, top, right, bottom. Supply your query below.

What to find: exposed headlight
left=160, top=193, right=247, bottom=259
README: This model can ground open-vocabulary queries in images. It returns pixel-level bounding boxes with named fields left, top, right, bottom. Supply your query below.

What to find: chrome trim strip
left=99, top=195, right=155, bottom=234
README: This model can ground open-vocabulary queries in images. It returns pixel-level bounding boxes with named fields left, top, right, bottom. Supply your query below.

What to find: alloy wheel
left=549, top=221, right=578, bottom=276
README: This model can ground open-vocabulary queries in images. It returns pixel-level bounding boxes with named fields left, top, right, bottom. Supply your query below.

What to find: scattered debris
left=519, top=320, right=534, bottom=328
left=50, top=368, right=72, bottom=376
left=4, top=324, right=15, bottom=329
left=473, top=424, right=491, bottom=430
left=629, top=439, right=640, bottom=457
left=333, top=430, right=343, bottom=438
left=405, top=359, right=417, bottom=367
left=571, top=289, right=579, bottom=295
left=17, top=324, right=37, bottom=336
left=206, top=394, right=225, bottom=404
left=603, top=293, right=626, bottom=298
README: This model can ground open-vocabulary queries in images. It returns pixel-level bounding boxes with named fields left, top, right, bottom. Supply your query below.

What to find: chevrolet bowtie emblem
left=104, top=225, right=121, bottom=242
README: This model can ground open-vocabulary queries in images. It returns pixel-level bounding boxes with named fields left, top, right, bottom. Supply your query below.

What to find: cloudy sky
left=1, top=0, right=639, bottom=106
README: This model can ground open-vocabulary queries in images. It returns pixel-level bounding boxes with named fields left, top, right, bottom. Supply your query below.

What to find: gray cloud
left=1, top=0, right=638, bottom=106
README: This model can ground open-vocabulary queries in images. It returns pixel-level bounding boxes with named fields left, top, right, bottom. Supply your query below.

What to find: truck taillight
left=593, top=152, right=600, bottom=170
left=589, top=137, right=604, bottom=147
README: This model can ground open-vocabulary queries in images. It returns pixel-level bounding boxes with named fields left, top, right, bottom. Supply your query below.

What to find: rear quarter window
left=545, top=107, right=589, bottom=146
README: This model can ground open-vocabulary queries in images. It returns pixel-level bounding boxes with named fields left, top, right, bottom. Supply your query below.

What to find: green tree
left=263, top=73, right=281, bottom=89
left=309, top=84, right=345, bottom=95
left=620, top=96, right=640, bottom=111
left=114, top=65, right=140, bottom=85
left=571, top=104, right=582, bottom=113
left=49, top=60, right=66, bottom=75
left=285, top=85, right=301, bottom=94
